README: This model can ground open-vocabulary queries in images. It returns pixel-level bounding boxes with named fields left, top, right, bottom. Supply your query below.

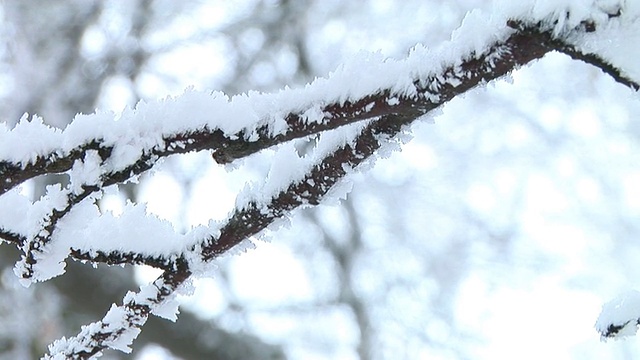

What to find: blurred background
left=0, top=0, right=640, bottom=359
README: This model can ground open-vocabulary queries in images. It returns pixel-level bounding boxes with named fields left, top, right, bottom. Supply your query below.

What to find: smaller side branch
left=45, top=258, right=191, bottom=359
left=18, top=185, right=99, bottom=281
left=555, top=45, right=640, bottom=91
left=507, top=19, right=640, bottom=91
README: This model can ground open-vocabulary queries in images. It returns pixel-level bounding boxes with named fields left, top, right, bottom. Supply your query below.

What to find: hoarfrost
left=0, top=114, right=63, bottom=165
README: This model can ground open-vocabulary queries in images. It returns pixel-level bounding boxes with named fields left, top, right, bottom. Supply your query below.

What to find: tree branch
left=5, top=17, right=631, bottom=357
left=6, top=15, right=636, bottom=199
left=507, top=19, right=640, bottom=91
left=44, top=258, right=191, bottom=359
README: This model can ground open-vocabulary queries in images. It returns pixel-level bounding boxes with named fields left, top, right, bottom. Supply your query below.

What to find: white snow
left=0, top=114, right=63, bottom=165
left=101, top=304, right=140, bottom=353
left=0, top=187, right=33, bottom=238
left=68, top=150, right=103, bottom=195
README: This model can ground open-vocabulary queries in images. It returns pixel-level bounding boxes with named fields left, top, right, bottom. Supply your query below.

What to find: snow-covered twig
left=44, top=260, right=191, bottom=359
left=596, top=290, right=640, bottom=339
left=507, top=19, right=640, bottom=91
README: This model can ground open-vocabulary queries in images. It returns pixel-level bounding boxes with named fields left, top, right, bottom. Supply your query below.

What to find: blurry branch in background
left=0, top=11, right=636, bottom=358
left=217, top=0, right=314, bottom=93
left=307, top=198, right=373, bottom=360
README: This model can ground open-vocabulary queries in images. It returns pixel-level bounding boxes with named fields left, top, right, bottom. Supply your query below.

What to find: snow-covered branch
left=44, top=260, right=191, bottom=359
left=507, top=19, right=640, bottom=91
left=0, top=1, right=636, bottom=357
left=596, top=291, right=640, bottom=339
left=9, top=23, right=561, bottom=283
